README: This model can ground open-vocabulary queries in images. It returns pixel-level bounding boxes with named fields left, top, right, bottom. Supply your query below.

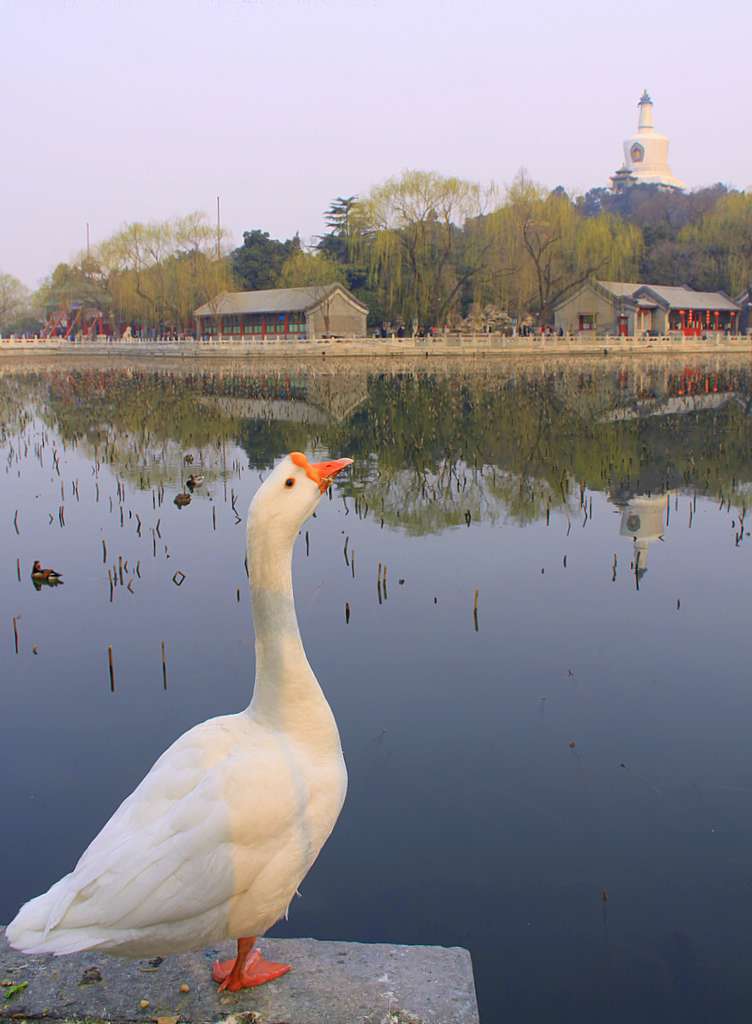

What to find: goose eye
left=285, top=477, right=296, bottom=488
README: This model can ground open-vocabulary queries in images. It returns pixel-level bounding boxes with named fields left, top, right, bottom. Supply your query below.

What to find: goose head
left=249, top=451, right=353, bottom=545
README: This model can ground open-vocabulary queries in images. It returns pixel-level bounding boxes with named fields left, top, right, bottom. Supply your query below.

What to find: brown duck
left=31, top=561, right=63, bottom=585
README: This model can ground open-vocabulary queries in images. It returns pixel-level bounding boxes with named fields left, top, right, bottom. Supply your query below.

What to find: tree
left=98, top=213, right=234, bottom=329
left=317, top=196, right=357, bottom=264
left=484, top=174, right=642, bottom=324
left=231, top=230, right=301, bottom=291
left=278, top=252, right=347, bottom=336
left=33, top=258, right=111, bottom=322
left=351, top=170, right=493, bottom=329
left=0, top=273, right=32, bottom=333
left=278, top=251, right=346, bottom=288
left=680, top=192, right=752, bottom=295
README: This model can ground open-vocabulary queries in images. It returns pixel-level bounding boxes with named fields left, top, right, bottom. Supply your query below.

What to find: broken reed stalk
left=473, top=589, right=479, bottom=632
left=161, top=641, right=167, bottom=690
left=102, top=539, right=107, bottom=563
left=13, top=616, right=19, bottom=654
left=305, top=530, right=310, bottom=556
left=108, top=645, right=115, bottom=692
left=16, top=558, right=21, bottom=582
left=345, top=602, right=350, bottom=624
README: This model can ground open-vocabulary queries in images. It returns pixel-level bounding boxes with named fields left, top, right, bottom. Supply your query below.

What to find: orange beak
left=310, top=457, right=353, bottom=493
left=290, top=452, right=353, bottom=493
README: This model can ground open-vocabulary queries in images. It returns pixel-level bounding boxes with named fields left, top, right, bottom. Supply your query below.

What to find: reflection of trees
left=323, top=365, right=752, bottom=531
left=4, top=359, right=752, bottom=533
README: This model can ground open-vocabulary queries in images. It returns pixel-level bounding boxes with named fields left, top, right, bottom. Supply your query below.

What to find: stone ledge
left=0, top=931, right=479, bottom=1024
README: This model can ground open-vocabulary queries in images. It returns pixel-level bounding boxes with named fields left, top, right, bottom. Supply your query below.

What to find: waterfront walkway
left=2, top=334, right=752, bottom=358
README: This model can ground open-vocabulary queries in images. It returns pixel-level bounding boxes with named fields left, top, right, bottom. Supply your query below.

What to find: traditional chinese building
left=194, top=284, right=368, bottom=340
left=736, top=286, right=752, bottom=334
left=554, top=281, right=740, bottom=336
left=610, top=91, right=684, bottom=193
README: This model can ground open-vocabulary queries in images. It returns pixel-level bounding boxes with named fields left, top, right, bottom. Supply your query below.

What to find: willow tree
left=33, top=258, right=111, bottom=321
left=0, top=273, right=31, bottom=332
left=98, top=213, right=235, bottom=329
left=680, top=192, right=752, bottom=295
left=351, top=170, right=493, bottom=328
left=277, top=251, right=346, bottom=288
left=483, top=175, right=643, bottom=324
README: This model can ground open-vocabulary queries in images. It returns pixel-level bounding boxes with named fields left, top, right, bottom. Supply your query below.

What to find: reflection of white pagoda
left=616, top=493, right=666, bottom=578
left=610, top=91, right=684, bottom=192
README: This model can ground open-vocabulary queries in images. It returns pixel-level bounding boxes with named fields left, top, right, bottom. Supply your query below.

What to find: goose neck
left=247, top=524, right=327, bottom=730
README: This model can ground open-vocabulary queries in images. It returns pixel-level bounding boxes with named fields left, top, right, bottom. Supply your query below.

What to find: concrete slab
left=0, top=931, right=479, bottom=1024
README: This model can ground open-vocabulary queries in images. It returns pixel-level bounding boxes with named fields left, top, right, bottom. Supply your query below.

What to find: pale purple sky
left=3, top=0, right=749, bottom=287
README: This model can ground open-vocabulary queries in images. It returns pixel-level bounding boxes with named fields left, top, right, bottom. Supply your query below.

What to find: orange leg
left=212, top=936, right=291, bottom=992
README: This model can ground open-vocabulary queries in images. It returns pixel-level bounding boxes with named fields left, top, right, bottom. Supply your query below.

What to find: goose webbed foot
left=212, top=937, right=291, bottom=991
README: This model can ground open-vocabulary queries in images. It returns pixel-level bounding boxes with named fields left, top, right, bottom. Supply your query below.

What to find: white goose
left=7, top=451, right=352, bottom=992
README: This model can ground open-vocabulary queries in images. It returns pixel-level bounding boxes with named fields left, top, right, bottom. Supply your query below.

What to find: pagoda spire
left=638, top=90, right=654, bottom=131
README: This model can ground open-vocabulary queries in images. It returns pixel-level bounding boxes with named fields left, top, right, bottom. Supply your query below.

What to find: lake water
left=2, top=355, right=752, bottom=1023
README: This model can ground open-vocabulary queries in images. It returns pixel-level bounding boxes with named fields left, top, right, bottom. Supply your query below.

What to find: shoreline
left=2, top=336, right=752, bottom=360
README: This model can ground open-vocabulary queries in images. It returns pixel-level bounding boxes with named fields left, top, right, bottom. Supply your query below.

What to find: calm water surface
left=2, top=356, right=752, bottom=1023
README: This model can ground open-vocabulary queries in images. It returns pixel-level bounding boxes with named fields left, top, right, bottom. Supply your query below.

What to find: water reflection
left=4, top=358, right=752, bottom=533
left=614, top=492, right=667, bottom=580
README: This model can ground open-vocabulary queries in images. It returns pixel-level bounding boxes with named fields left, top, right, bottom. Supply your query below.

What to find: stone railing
left=2, top=332, right=751, bottom=355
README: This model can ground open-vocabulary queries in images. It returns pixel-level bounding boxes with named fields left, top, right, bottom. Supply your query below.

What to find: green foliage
left=317, top=196, right=357, bottom=264
left=2, top=980, right=28, bottom=1000
left=231, top=230, right=301, bottom=291
left=277, top=251, right=346, bottom=288
left=0, top=272, right=33, bottom=333
left=479, top=174, right=642, bottom=323
left=350, top=170, right=492, bottom=328
left=579, top=182, right=747, bottom=293
left=12, top=176, right=752, bottom=334
left=98, top=214, right=234, bottom=328
left=680, top=192, right=752, bottom=295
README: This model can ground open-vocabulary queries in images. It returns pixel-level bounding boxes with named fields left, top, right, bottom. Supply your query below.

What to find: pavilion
left=554, top=281, right=740, bottom=336
left=194, top=284, right=368, bottom=341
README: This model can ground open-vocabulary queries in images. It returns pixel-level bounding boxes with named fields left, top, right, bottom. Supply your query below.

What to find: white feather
left=7, top=455, right=348, bottom=959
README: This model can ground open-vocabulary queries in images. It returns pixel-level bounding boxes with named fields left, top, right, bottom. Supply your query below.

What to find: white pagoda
left=610, top=91, right=684, bottom=192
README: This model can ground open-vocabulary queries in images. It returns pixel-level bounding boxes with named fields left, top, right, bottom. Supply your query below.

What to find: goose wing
left=33, top=716, right=291, bottom=940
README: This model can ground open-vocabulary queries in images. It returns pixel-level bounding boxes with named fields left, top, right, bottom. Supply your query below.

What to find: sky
left=2, top=0, right=750, bottom=288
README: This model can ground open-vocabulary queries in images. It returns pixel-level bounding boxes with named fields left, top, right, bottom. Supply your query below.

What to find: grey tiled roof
left=598, top=281, right=645, bottom=297
left=195, top=284, right=367, bottom=317
left=634, top=285, right=739, bottom=311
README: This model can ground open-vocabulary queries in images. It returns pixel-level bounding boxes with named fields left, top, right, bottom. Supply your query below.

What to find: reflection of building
left=614, top=493, right=666, bottom=578
left=554, top=281, right=740, bottom=336
left=194, top=285, right=368, bottom=340
left=610, top=91, right=684, bottom=192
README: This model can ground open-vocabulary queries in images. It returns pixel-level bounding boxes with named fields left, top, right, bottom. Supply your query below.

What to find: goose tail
left=5, top=879, right=107, bottom=956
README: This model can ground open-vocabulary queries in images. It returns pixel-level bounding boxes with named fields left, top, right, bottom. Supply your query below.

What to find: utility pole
left=216, top=195, right=221, bottom=260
